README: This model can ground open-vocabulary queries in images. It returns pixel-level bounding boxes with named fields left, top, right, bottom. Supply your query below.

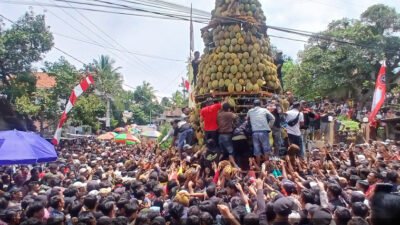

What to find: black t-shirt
left=272, top=105, right=282, bottom=128
left=320, top=113, right=330, bottom=123
left=192, top=59, right=200, bottom=85
left=275, top=58, right=284, bottom=79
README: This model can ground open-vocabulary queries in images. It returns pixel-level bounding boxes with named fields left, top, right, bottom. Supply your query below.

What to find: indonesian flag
left=369, top=62, right=386, bottom=126
left=52, top=75, right=94, bottom=145
left=181, top=77, right=190, bottom=91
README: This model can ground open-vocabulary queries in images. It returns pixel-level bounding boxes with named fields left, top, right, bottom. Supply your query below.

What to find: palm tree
left=92, top=55, right=123, bottom=129
left=133, top=81, right=156, bottom=104
left=93, top=55, right=123, bottom=96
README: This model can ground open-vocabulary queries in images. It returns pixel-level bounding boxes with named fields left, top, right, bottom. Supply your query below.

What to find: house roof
left=35, top=72, right=56, bottom=89
left=163, top=108, right=183, bottom=117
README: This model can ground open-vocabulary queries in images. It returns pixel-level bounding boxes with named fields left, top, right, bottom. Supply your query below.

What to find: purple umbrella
left=0, top=130, right=57, bottom=165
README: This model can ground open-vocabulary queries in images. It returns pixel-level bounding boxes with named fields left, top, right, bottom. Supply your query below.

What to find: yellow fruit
left=225, top=53, right=231, bottom=59
left=232, top=78, right=238, bottom=84
left=235, top=83, right=243, bottom=92
left=245, top=64, right=251, bottom=72
left=238, top=64, right=244, bottom=72
left=225, top=79, right=231, bottom=87
left=212, top=80, right=219, bottom=88
left=241, top=44, right=248, bottom=52
left=253, top=84, right=260, bottom=92
left=257, top=79, right=265, bottom=86
left=246, top=82, right=253, bottom=92
left=219, top=79, right=225, bottom=88
left=230, top=65, right=238, bottom=74
left=228, top=83, right=235, bottom=93
left=239, top=79, right=245, bottom=85
left=231, top=38, right=238, bottom=45
left=228, top=98, right=235, bottom=107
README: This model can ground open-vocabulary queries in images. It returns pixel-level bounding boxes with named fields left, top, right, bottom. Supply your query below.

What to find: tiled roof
left=35, top=72, right=56, bottom=89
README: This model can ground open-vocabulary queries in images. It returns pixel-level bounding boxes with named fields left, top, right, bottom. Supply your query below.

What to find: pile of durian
left=195, top=0, right=281, bottom=95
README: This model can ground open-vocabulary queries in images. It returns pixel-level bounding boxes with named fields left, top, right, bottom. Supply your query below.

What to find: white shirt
left=285, top=109, right=304, bottom=136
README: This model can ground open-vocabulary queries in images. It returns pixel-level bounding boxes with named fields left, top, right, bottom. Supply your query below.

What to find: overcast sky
left=1, top=0, right=398, bottom=98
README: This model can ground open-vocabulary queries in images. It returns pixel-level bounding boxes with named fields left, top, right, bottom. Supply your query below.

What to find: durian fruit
left=195, top=0, right=281, bottom=96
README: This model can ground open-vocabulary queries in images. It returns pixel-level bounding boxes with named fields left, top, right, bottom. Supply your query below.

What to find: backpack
left=287, top=113, right=300, bottom=127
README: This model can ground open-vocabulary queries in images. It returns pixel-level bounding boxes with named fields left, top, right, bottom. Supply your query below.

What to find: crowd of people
left=1, top=94, right=400, bottom=225
left=1, top=135, right=400, bottom=225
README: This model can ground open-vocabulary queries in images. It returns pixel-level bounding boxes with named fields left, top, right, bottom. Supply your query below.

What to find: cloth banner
left=369, top=62, right=386, bottom=127
left=52, top=75, right=94, bottom=145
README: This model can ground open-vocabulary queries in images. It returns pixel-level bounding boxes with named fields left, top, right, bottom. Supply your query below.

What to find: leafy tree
left=291, top=4, right=400, bottom=104
left=93, top=55, right=123, bottom=96
left=171, top=90, right=187, bottom=108
left=133, top=81, right=162, bottom=124
left=70, top=94, right=105, bottom=131
left=44, top=57, right=81, bottom=102
left=15, top=89, right=58, bottom=132
left=92, top=55, right=123, bottom=128
left=160, top=97, right=172, bottom=108
left=0, top=11, right=53, bottom=85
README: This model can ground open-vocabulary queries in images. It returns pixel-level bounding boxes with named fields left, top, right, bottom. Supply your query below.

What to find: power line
left=57, top=0, right=162, bottom=77
left=1, top=13, right=184, bottom=97
left=0, top=14, right=87, bottom=65
left=53, top=32, right=185, bottom=61
left=3, top=0, right=398, bottom=54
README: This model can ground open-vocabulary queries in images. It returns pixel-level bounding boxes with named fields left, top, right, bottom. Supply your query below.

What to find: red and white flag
left=369, top=62, right=386, bottom=126
left=52, top=75, right=94, bottom=145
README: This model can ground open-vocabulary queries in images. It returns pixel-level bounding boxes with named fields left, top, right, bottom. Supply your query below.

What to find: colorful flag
left=369, top=62, right=386, bottom=126
left=52, top=75, right=94, bottom=145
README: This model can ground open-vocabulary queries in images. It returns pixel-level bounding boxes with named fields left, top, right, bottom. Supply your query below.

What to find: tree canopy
left=284, top=4, right=400, bottom=104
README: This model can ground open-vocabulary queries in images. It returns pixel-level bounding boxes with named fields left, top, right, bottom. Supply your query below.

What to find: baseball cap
left=273, top=197, right=294, bottom=216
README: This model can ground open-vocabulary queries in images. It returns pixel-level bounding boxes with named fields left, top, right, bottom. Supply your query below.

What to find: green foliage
left=158, top=122, right=172, bottom=150
left=15, top=95, right=41, bottom=115
left=44, top=57, right=81, bottom=100
left=171, top=90, right=187, bottom=108
left=93, top=55, right=123, bottom=96
left=70, top=94, right=105, bottom=130
left=132, top=81, right=162, bottom=124
left=0, top=11, right=53, bottom=85
left=337, top=116, right=360, bottom=131
left=4, top=72, right=36, bottom=101
left=288, top=4, right=400, bottom=103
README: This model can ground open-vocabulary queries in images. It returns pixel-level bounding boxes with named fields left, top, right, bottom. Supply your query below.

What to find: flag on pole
left=182, top=77, right=190, bottom=91
left=188, top=3, right=196, bottom=108
left=52, top=75, right=94, bottom=145
left=369, top=62, right=386, bottom=127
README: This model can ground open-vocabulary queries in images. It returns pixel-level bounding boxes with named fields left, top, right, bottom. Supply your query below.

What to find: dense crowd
left=1, top=95, right=400, bottom=225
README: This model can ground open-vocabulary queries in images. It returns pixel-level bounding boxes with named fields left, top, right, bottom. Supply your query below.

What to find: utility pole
left=106, top=96, right=111, bottom=130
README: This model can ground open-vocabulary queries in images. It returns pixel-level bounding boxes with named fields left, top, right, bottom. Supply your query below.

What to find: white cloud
left=0, top=0, right=398, bottom=97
